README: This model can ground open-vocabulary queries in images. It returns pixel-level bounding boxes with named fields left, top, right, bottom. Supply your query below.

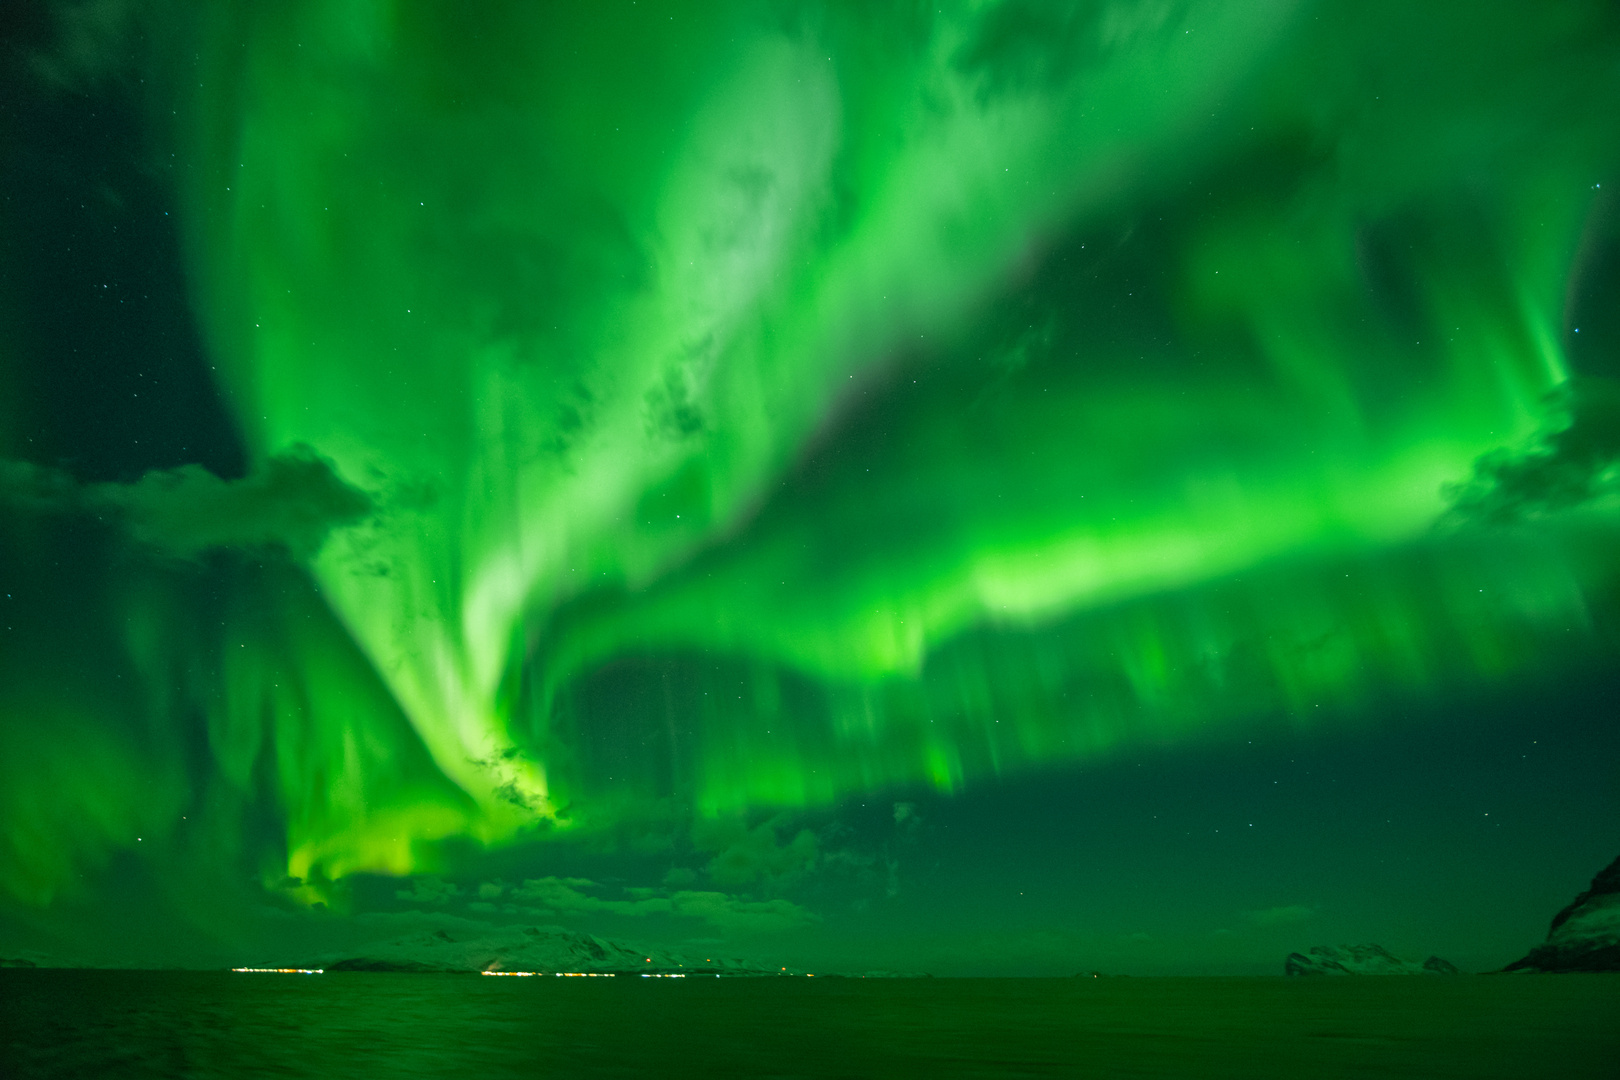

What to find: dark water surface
left=3, top=971, right=1617, bottom=1078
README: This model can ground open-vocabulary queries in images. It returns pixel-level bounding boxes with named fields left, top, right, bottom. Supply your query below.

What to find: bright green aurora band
left=3, top=0, right=1620, bottom=915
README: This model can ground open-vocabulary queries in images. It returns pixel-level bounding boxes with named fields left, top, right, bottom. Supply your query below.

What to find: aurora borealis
left=2, top=0, right=1619, bottom=973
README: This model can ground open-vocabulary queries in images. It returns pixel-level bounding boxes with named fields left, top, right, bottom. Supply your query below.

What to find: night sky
left=2, top=0, right=1618, bottom=976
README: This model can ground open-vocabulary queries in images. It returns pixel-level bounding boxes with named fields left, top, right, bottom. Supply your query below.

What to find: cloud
left=1246, top=904, right=1315, bottom=926
left=115, top=450, right=373, bottom=559
left=0, top=446, right=372, bottom=560
left=508, top=876, right=816, bottom=933
left=893, top=802, right=923, bottom=837
left=28, top=0, right=142, bottom=92
left=0, top=460, right=88, bottom=512
left=510, top=877, right=659, bottom=916
left=395, top=878, right=462, bottom=906
left=696, top=816, right=819, bottom=888
left=1446, top=378, right=1620, bottom=525
left=664, top=891, right=817, bottom=933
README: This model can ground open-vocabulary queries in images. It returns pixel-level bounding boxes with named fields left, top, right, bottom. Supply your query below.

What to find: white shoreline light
left=231, top=968, right=323, bottom=974
left=480, top=971, right=621, bottom=976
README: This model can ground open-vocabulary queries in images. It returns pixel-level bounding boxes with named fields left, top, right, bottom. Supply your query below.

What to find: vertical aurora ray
left=4, top=0, right=1619, bottom=905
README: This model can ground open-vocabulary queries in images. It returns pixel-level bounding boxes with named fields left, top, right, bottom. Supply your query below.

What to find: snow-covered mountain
left=1284, top=944, right=1458, bottom=976
left=319, top=925, right=779, bottom=975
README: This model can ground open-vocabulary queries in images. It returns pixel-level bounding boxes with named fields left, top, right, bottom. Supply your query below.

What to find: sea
left=2, top=971, right=1617, bottom=1078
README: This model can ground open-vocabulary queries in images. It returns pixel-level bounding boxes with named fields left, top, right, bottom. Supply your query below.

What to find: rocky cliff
left=1504, top=854, right=1620, bottom=973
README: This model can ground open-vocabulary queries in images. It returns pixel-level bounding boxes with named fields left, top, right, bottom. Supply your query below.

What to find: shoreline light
left=231, top=968, right=323, bottom=974
left=482, top=971, right=686, bottom=977
left=479, top=971, right=623, bottom=977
